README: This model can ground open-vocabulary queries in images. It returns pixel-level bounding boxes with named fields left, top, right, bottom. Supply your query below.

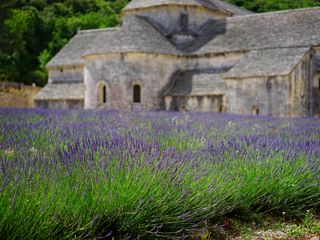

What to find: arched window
left=133, top=85, right=141, bottom=103
left=97, top=82, right=107, bottom=105
left=102, top=85, right=107, bottom=103
left=179, top=105, right=188, bottom=112
left=252, top=106, right=260, bottom=115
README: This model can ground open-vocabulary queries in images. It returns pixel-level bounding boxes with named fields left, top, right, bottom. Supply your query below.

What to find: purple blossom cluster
left=0, top=108, right=319, bottom=239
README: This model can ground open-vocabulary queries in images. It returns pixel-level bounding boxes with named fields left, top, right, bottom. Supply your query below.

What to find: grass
left=0, top=108, right=319, bottom=239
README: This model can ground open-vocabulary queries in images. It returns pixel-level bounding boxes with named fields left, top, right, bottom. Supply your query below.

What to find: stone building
left=34, top=0, right=320, bottom=117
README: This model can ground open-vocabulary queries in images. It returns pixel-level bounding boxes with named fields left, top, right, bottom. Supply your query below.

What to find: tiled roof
left=83, top=16, right=180, bottom=56
left=46, top=28, right=118, bottom=67
left=224, top=47, right=309, bottom=78
left=195, top=7, right=320, bottom=55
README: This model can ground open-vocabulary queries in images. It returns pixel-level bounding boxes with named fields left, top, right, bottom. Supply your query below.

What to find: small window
left=179, top=105, right=188, bottom=112
left=219, top=105, right=224, bottom=113
left=102, top=85, right=107, bottom=103
left=97, top=82, right=107, bottom=105
left=133, top=85, right=141, bottom=103
left=252, top=106, right=260, bottom=116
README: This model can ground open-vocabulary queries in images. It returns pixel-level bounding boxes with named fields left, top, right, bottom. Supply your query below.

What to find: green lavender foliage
left=0, top=109, right=319, bottom=239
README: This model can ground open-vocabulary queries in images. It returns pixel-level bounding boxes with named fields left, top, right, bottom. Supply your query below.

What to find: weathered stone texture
left=289, top=51, right=314, bottom=117
left=35, top=99, right=84, bottom=109
left=84, top=53, right=183, bottom=110
left=311, top=48, right=320, bottom=115
left=166, top=95, right=224, bottom=112
left=122, top=5, right=227, bottom=32
left=48, top=66, right=83, bottom=83
left=226, top=76, right=291, bottom=116
left=37, top=0, right=320, bottom=117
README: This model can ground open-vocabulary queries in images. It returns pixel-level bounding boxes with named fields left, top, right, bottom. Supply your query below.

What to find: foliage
left=226, top=0, right=320, bottom=12
left=0, top=0, right=320, bottom=86
left=0, top=0, right=129, bottom=86
left=0, top=109, right=319, bottom=239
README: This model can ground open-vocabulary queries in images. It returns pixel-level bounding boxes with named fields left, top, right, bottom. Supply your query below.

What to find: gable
left=46, top=28, right=118, bottom=68
left=123, top=0, right=252, bottom=16
left=48, top=6, right=320, bottom=68
left=83, top=16, right=180, bottom=57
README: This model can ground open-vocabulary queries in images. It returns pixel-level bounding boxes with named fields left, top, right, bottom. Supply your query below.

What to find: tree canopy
left=227, top=0, right=320, bottom=13
left=0, top=0, right=319, bottom=86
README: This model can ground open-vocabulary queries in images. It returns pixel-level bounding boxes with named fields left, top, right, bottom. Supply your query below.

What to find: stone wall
left=48, top=65, right=83, bottom=83
left=222, top=49, right=319, bottom=117
left=166, top=95, right=224, bottom=112
left=77, top=49, right=318, bottom=117
left=185, top=52, right=244, bottom=70
left=83, top=52, right=244, bottom=111
left=84, top=53, right=181, bottom=110
left=0, top=82, right=41, bottom=108
left=221, top=47, right=320, bottom=117
left=34, top=99, right=84, bottom=109
left=288, top=51, right=314, bottom=117
left=225, top=76, right=291, bottom=116
left=312, top=47, right=320, bottom=115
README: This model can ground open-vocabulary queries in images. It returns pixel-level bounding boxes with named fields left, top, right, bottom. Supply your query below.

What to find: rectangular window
left=133, top=85, right=141, bottom=103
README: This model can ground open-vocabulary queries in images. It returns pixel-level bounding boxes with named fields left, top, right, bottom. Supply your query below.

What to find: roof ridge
left=132, top=15, right=182, bottom=53
left=78, top=27, right=120, bottom=34
left=229, top=6, right=320, bottom=20
left=81, top=15, right=181, bottom=57
left=211, top=0, right=254, bottom=14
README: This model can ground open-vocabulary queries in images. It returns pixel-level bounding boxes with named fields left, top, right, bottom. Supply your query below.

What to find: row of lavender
left=0, top=108, right=319, bottom=239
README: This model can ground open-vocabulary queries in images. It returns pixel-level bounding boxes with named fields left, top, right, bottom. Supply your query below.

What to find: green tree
left=0, top=0, right=319, bottom=86
left=226, top=0, right=320, bottom=12
left=0, top=0, right=129, bottom=86
left=2, top=6, right=48, bottom=85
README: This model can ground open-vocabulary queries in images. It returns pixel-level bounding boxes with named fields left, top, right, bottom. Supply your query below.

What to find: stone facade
left=34, top=99, right=84, bottom=109
left=48, top=66, right=83, bottom=84
left=35, top=0, right=320, bottom=117
left=313, top=48, right=320, bottom=115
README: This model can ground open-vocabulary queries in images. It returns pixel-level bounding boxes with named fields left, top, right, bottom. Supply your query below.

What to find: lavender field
left=0, top=108, right=320, bottom=239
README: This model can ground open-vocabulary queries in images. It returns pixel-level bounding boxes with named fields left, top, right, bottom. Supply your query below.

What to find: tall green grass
left=1, top=152, right=319, bottom=239
left=0, top=109, right=319, bottom=239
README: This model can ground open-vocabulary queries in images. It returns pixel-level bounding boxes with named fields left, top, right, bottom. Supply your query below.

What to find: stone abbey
left=35, top=0, right=320, bottom=117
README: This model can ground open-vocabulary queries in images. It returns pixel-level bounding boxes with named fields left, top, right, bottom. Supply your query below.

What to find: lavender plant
left=0, top=108, right=319, bottom=239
